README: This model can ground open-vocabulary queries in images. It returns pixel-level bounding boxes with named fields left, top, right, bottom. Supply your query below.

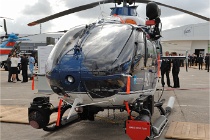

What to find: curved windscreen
left=81, top=24, right=133, bottom=70
left=45, top=25, right=85, bottom=73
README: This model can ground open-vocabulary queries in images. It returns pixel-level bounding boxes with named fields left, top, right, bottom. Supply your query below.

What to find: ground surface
left=0, top=66, right=209, bottom=140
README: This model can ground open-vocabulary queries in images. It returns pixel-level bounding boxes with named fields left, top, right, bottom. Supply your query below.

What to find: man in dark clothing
left=188, top=54, right=191, bottom=67
left=16, top=54, right=21, bottom=81
left=194, top=55, right=197, bottom=66
left=191, top=55, right=195, bottom=66
left=172, top=52, right=180, bottom=88
left=6, top=54, right=12, bottom=82
left=206, top=54, right=209, bottom=72
left=205, top=53, right=208, bottom=70
left=21, top=54, right=28, bottom=83
left=198, top=54, right=203, bottom=70
left=179, top=54, right=184, bottom=67
left=161, top=51, right=172, bottom=87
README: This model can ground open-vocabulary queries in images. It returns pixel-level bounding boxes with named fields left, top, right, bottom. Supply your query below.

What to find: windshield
left=45, top=25, right=85, bottom=73
left=81, top=24, right=133, bottom=70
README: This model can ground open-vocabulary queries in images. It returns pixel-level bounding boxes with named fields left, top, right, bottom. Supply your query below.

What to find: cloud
left=135, top=0, right=209, bottom=30
left=161, top=14, right=208, bottom=31
left=1, top=0, right=209, bottom=34
left=61, top=0, right=209, bottom=19
left=22, top=0, right=52, bottom=15
left=0, top=15, right=53, bottom=34
left=59, top=0, right=210, bottom=29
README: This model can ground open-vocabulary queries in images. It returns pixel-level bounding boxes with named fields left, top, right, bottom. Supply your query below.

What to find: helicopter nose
left=46, top=54, right=82, bottom=94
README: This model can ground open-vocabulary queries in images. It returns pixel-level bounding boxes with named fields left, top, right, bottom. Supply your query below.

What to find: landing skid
left=28, top=97, right=80, bottom=131
left=43, top=114, right=79, bottom=131
left=28, top=95, right=175, bottom=139
left=28, top=96, right=103, bottom=131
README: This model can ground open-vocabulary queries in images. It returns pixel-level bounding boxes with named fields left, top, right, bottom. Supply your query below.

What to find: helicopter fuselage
left=45, top=21, right=158, bottom=107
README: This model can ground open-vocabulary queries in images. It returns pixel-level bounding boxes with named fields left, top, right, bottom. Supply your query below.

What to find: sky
left=0, top=0, right=209, bottom=35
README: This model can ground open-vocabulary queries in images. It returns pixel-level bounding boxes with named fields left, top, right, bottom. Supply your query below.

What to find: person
left=205, top=53, right=208, bottom=70
left=29, top=54, right=35, bottom=78
left=34, top=56, right=38, bottom=69
left=206, top=54, right=209, bottom=72
left=194, top=55, right=198, bottom=66
left=179, top=54, right=184, bottom=67
left=188, top=54, right=192, bottom=67
left=16, top=54, right=21, bottom=81
left=161, top=51, right=172, bottom=87
left=191, top=54, right=195, bottom=66
left=6, top=54, right=12, bottom=82
left=171, top=52, right=180, bottom=88
left=10, top=54, right=19, bottom=83
left=198, top=54, right=203, bottom=70
left=21, top=54, right=28, bottom=83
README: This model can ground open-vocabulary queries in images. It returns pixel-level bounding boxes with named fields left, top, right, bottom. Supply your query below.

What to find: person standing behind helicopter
left=29, top=54, right=35, bottom=78
left=206, top=54, right=209, bottom=72
left=21, top=54, right=28, bottom=83
left=16, top=54, right=21, bottom=81
left=161, top=51, right=172, bottom=87
left=171, top=52, right=180, bottom=88
left=10, top=54, right=19, bottom=83
left=198, top=54, right=203, bottom=70
left=7, top=54, right=12, bottom=82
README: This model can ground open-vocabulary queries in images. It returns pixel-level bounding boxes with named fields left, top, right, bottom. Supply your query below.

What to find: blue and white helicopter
left=0, top=18, right=29, bottom=70
left=27, top=0, right=209, bottom=139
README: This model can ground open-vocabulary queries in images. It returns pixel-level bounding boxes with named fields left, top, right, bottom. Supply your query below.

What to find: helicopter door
left=130, top=31, right=145, bottom=91
left=144, top=40, right=157, bottom=90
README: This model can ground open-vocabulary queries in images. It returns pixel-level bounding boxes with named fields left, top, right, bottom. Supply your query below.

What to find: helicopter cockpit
left=46, top=23, right=135, bottom=75
left=45, top=22, right=150, bottom=94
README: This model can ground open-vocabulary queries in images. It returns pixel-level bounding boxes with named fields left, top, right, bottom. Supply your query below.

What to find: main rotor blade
left=136, top=0, right=210, bottom=21
left=28, top=0, right=113, bottom=26
left=3, top=19, right=8, bottom=35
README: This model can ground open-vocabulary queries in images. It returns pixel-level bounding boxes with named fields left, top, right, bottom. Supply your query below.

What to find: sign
left=38, top=45, right=54, bottom=74
left=183, top=26, right=193, bottom=36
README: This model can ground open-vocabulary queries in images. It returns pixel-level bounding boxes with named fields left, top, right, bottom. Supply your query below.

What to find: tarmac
left=0, top=66, right=209, bottom=140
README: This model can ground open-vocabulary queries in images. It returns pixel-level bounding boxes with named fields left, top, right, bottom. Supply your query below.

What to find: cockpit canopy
left=46, top=23, right=138, bottom=74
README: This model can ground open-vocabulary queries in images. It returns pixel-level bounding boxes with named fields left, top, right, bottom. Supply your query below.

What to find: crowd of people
left=161, top=51, right=210, bottom=88
left=188, top=53, right=210, bottom=71
left=6, top=53, right=35, bottom=83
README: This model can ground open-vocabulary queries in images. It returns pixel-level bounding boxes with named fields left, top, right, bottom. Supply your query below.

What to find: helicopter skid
left=43, top=114, right=79, bottom=131
left=28, top=97, right=80, bottom=131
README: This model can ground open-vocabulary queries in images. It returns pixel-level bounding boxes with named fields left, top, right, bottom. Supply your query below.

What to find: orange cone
left=32, top=75, right=34, bottom=90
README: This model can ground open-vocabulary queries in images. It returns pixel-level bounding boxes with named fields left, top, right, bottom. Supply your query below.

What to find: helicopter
left=0, top=18, right=29, bottom=70
left=27, top=0, right=210, bottom=139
